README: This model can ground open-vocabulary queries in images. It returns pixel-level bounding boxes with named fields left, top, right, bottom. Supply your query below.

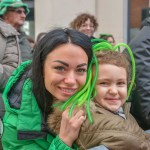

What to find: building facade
left=25, top=0, right=150, bottom=44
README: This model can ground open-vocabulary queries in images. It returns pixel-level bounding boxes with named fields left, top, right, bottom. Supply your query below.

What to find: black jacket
left=128, top=17, right=150, bottom=130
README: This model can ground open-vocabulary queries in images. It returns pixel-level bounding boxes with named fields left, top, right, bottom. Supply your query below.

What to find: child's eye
left=54, top=66, right=65, bottom=71
left=99, top=82, right=109, bottom=86
left=117, top=82, right=126, bottom=86
left=76, top=68, right=87, bottom=73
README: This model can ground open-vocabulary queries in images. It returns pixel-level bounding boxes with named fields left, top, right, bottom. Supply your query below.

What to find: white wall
left=35, top=0, right=126, bottom=43
left=96, top=0, right=124, bottom=43
left=35, top=0, right=96, bottom=37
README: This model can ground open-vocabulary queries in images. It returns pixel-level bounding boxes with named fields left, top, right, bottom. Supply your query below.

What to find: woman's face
left=78, top=18, right=95, bottom=37
left=43, top=43, right=88, bottom=102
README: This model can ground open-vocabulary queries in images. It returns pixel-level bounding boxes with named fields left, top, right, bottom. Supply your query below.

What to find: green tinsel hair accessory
left=99, top=33, right=113, bottom=37
left=91, top=38, right=108, bottom=43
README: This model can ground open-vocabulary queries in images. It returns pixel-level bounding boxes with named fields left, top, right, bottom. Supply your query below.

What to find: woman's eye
left=77, top=68, right=87, bottom=73
left=90, top=25, right=94, bottom=28
left=54, top=66, right=65, bottom=71
left=81, top=24, right=87, bottom=27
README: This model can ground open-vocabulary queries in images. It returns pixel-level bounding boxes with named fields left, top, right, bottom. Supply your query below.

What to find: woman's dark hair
left=31, top=28, right=93, bottom=119
left=36, top=32, right=47, bottom=43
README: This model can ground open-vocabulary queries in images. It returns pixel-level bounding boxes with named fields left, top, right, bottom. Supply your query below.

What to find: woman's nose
left=86, top=25, right=91, bottom=29
left=64, top=72, right=76, bottom=85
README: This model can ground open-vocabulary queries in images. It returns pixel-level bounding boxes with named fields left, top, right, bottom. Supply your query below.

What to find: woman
left=2, top=28, right=94, bottom=149
left=70, top=13, right=98, bottom=39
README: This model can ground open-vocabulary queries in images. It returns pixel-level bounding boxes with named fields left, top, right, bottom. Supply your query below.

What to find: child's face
left=95, top=64, right=127, bottom=113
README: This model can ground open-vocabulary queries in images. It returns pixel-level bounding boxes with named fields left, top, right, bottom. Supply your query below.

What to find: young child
left=47, top=43, right=150, bottom=150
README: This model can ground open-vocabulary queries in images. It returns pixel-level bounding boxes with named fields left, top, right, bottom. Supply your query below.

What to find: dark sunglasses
left=7, top=9, right=27, bottom=15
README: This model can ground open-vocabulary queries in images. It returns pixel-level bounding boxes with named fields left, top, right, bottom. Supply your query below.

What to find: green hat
left=0, top=0, right=30, bottom=16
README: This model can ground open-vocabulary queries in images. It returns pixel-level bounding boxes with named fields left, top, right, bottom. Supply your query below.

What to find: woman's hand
left=59, top=108, right=85, bottom=147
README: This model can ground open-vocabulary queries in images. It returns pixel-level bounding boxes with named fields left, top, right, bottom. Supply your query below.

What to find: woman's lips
left=60, top=87, right=77, bottom=96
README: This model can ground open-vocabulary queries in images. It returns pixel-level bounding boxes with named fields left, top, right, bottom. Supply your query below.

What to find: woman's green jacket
left=2, top=60, right=78, bottom=150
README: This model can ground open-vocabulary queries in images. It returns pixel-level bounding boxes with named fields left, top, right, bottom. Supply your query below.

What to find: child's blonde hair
left=95, top=50, right=131, bottom=85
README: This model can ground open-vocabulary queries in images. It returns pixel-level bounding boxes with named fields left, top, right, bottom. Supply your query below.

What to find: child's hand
left=59, top=108, right=85, bottom=147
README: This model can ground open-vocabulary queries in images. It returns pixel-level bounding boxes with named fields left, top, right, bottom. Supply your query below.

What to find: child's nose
left=109, top=85, right=118, bottom=94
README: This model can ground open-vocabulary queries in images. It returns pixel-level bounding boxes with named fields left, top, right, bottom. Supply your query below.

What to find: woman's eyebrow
left=77, top=63, right=87, bottom=68
left=53, top=60, right=68, bottom=66
left=53, top=60, right=87, bottom=68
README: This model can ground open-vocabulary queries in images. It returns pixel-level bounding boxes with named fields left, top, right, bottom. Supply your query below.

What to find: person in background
left=126, top=16, right=150, bottom=130
left=27, top=35, right=35, bottom=49
left=0, top=19, right=21, bottom=150
left=1, top=28, right=95, bottom=150
left=0, top=0, right=33, bottom=61
left=70, top=13, right=98, bottom=39
left=36, top=32, right=47, bottom=44
left=33, top=32, right=46, bottom=48
left=99, top=34, right=116, bottom=46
